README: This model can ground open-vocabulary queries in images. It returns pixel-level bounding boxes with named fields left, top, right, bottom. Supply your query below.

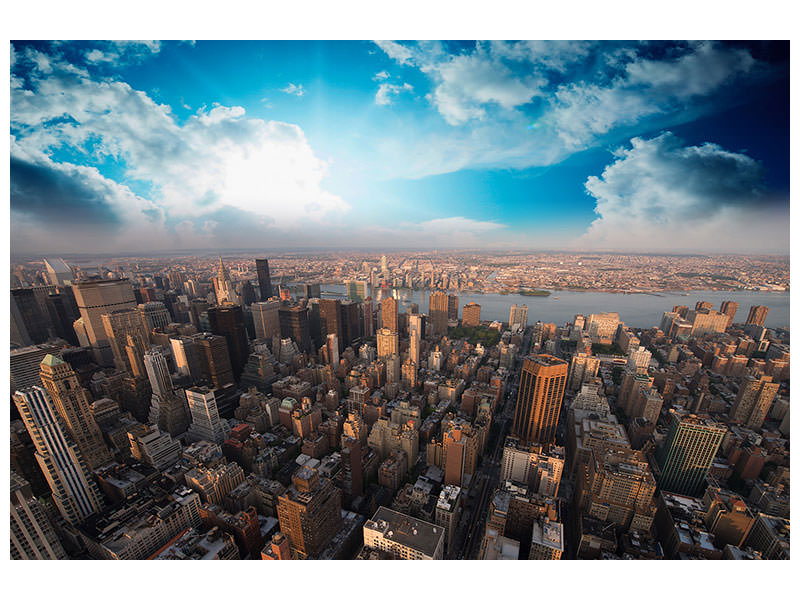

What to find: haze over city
left=10, top=40, right=789, bottom=255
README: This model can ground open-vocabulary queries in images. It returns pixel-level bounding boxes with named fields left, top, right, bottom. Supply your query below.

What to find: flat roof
left=364, top=507, right=443, bottom=557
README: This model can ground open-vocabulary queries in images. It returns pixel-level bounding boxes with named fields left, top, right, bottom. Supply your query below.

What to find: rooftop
left=364, top=507, right=443, bottom=557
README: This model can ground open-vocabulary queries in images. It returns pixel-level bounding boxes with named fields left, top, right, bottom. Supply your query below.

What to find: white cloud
left=375, top=40, right=416, bottom=65
left=577, top=132, right=787, bottom=253
left=10, top=49, right=349, bottom=238
left=373, top=70, right=390, bottom=81
left=280, top=83, right=305, bottom=96
left=375, top=82, right=413, bottom=105
left=489, top=40, right=595, bottom=72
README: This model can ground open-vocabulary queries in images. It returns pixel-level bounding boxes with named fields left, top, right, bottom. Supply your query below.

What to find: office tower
left=381, top=296, right=399, bottom=333
left=362, top=507, right=444, bottom=560
left=14, top=387, right=104, bottom=525
left=730, top=375, right=780, bottom=430
left=101, top=308, right=150, bottom=375
left=128, top=425, right=183, bottom=470
left=276, top=466, right=342, bottom=559
left=278, top=304, right=311, bottom=353
left=441, top=424, right=481, bottom=487
left=409, top=329, right=421, bottom=366
left=325, top=334, right=340, bottom=366
left=380, top=255, right=388, bottom=274
left=720, top=301, right=739, bottom=328
left=207, top=304, right=250, bottom=381
left=237, top=280, right=257, bottom=307
left=189, top=298, right=210, bottom=330
left=386, top=353, right=401, bottom=385
left=462, top=302, right=481, bottom=327
left=186, top=386, right=231, bottom=444
left=10, top=343, right=63, bottom=393
left=361, top=297, right=374, bottom=338
left=447, top=294, right=459, bottom=322
left=71, top=277, right=137, bottom=366
left=511, top=355, right=568, bottom=445
left=10, top=471, right=68, bottom=560
left=170, top=336, right=203, bottom=380
left=45, top=292, right=79, bottom=345
left=213, top=256, right=239, bottom=305
left=746, top=305, right=769, bottom=327
left=429, top=291, right=449, bottom=337
left=685, top=309, right=729, bottom=335
left=567, top=352, right=600, bottom=392
left=145, top=348, right=190, bottom=436
left=340, top=300, right=361, bottom=348
left=11, top=288, right=50, bottom=344
left=196, top=334, right=235, bottom=388
left=657, top=410, right=726, bottom=497
left=138, top=301, right=170, bottom=332
left=408, top=312, right=425, bottom=339
left=585, top=312, right=620, bottom=344
left=256, top=259, right=273, bottom=301
left=43, top=257, right=73, bottom=286
left=345, top=280, right=369, bottom=302
left=509, top=304, right=528, bottom=332
left=39, top=354, right=113, bottom=470
left=252, top=300, right=281, bottom=340
left=377, top=328, right=399, bottom=359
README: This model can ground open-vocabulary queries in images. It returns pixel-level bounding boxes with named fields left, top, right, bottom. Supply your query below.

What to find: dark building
left=196, top=334, right=235, bottom=389
left=447, top=294, right=459, bottom=322
left=719, top=301, right=739, bottom=327
left=340, top=300, right=361, bottom=349
left=45, top=293, right=79, bottom=345
left=208, top=305, right=250, bottom=382
left=238, top=280, right=257, bottom=307
left=319, top=299, right=343, bottom=351
left=256, top=259, right=273, bottom=301
left=279, top=303, right=311, bottom=353
left=511, top=354, right=568, bottom=445
left=745, top=305, right=769, bottom=327
left=11, top=288, right=50, bottom=344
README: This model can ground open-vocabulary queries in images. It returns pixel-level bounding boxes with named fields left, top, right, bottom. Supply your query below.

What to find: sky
left=9, top=40, right=790, bottom=255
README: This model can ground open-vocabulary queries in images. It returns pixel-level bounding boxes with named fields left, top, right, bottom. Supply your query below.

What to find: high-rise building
left=511, top=355, right=568, bottom=446
left=719, top=301, right=739, bottom=328
left=729, top=375, right=780, bottom=430
left=196, top=334, right=235, bottom=388
left=43, top=257, right=73, bottom=287
left=325, top=334, right=340, bottom=366
left=101, top=308, right=150, bottom=375
left=345, top=280, right=370, bottom=303
left=256, top=259, right=273, bottom=301
left=318, top=299, right=342, bottom=352
left=746, top=305, right=769, bottom=327
left=10, top=471, right=67, bottom=560
left=657, top=410, right=726, bottom=497
left=376, top=328, right=399, bottom=360
left=207, top=304, right=250, bottom=381
left=71, top=277, right=138, bottom=366
left=447, top=294, right=459, bottom=322
left=566, top=352, right=600, bottom=392
left=252, top=300, right=281, bottom=339
left=14, top=387, right=104, bottom=525
left=278, top=304, right=311, bottom=353
left=429, top=291, right=449, bottom=337
left=11, top=288, right=50, bottom=344
left=186, top=386, right=232, bottom=444
left=145, top=348, right=190, bottom=436
left=39, top=354, right=113, bottom=470
left=213, top=257, right=239, bottom=305
left=585, top=312, right=620, bottom=344
left=381, top=296, right=399, bottom=333
left=361, top=298, right=375, bottom=339
left=128, top=425, right=183, bottom=470
left=509, top=304, right=528, bottom=333
left=276, top=466, right=342, bottom=559
left=10, top=343, right=63, bottom=393
left=462, top=302, right=481, bottom=327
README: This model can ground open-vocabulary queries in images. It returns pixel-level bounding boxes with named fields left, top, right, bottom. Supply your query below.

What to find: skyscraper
left=318, top=298, right=342, bottom=351
left=207, top=304, right=250, bottom=381
left=101, top=308, right=150, bottom=375
left=345, top=280, right=369, bottom=302
left=196, top=334, right=235, bottom=388
left=511, top=355, right=568, bottom=445
left=71, top=277, right=137, bottom=366
left=252, top=300, right=281, bottom=340
left=213, top=256, right=239, bottom=305
left=447, top=294, right=459, bottom=322
left=429, top=291, right=448, bottom=337
left=186, top=386, right=232, bottom=444
left=278, top=304, right=311, bottom=353
left=10, top=471, right=67, bottom=560
left=509, top=304, right=528, bottom=332
left=39, top=354, right=113, bottom=470
left=145, top=348, right=190, bottom=436
left=42, top=257, right=73, bottom=287
left=376, top=328, right=399, bottom=360
left=256, top=259, right=273, bottom=301
left=276, top=466, right=342, bottom=559
left=462, top=302, right=481, bottom=327
left=719, top=301, right=739, bottom=328
left=746, top=305, right=769, bottom=327
left=729, top=375, right=780, bottom=430
left=14, top=387, right=104, bottom=525
left=381, top=296, right=399, bottom=333
left=657, top=410, right=726, bottom=497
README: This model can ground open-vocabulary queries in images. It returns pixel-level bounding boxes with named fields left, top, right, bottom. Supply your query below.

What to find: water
left=320, top=286, right=790, bottom=330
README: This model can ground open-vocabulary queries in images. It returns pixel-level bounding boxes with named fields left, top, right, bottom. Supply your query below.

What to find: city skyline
left=10, top=40, right=790, bottom=255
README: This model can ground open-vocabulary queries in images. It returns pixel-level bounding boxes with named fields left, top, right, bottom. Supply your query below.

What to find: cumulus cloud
left=375, top=82, right=413, bottom=105
left=84, top=40, right=162, bottom=65
left=577, top=132, right=788, bottom=253
left=280, top=82, right=305, bottom=96
left=10, top=44, right=348, bottom=252
left=373, top=70, right=390, bottom=81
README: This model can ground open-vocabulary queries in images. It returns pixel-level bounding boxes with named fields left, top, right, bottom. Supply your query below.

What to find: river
left=319, top=286, right=790, bottom=329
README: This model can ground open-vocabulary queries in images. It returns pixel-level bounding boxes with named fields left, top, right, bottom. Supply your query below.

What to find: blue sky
left=9, top=40, right=790, bottom=254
